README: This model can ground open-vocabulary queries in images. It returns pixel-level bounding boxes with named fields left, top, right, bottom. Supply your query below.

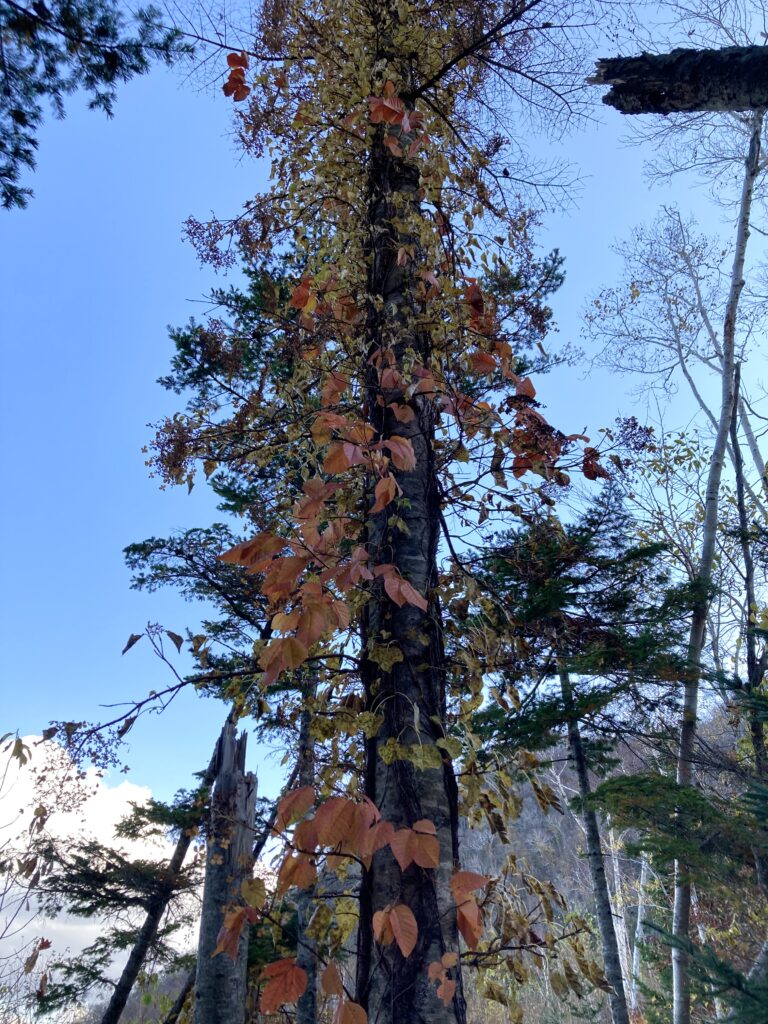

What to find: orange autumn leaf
left=293, top=816, right=320, bottom=854
left=383, top=436, right=416, bottom=471
left=276, top=785, right=315, bottom=831
left=450, top=870, right=490, bottom=903
left=334, top=1001, right=367, bottom=1024
left=212, top=906, right=246, bottom=960
left=372, top=908, right=394, bottom=946
left=372, top=903, right=417, bottom=957
left=323, top=441, right=352, bottom=474
left=516, top=377, right=536, bottom=399
left=389, top=820, right=439, bottom=871
left=290, top=279, right=313, bottom=309
left=456, top=896, right=484, bottom=949
left=368, top=81, right=405, bottom=125
left=321, top=960, right=344, bottom=996
left=219, top=532, right=285, bottom=572
left=259, top=959, right=308, bottom=1013
left=436, top=977, right=457, bottom=1006
left=277, top=854, right=317, bottom=895
left=226, top=51, right=248, bottom=68
left=468, top=351, right=497, bottom=376
left=322, top=370, right=349, bottom=407
left=371, top=474, right=400, bottom=514
left=314, top=797, right=358, bottom=847
left=427, top=960, right=444, bottom=982
left=382, top=133, right=403, bottom=157
left=389, top=904, right=418, bottom=957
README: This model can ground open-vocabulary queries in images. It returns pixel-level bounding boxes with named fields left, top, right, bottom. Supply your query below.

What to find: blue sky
left=0, top=56, right=730, bottom=803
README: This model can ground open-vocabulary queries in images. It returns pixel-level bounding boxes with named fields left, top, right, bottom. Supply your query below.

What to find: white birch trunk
left=629, top=855, right=649, bottom=1014
left=672, top=109, right=763, bottom=1024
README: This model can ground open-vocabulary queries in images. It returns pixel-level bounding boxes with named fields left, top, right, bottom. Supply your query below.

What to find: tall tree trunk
left=731, top=372, right=768, bottom=778
left=591, top=46, right=768, bottom=114
left=672, top=110, right=762, bottom=1024
left=607, top=822, right=633, bottom=994
left=629, top=855, right=649, bottom=1015
left=164, top=763, right=300, bottom=1024
left=355, top=105, right=464, bottom=1024
left=193, top=722, right=257, bottom=1024
left=99, top=737, right=222, bottom=1024
left=295, top=687, right=317, bottom=1024
left=560, top=666, right=630, bottom=1024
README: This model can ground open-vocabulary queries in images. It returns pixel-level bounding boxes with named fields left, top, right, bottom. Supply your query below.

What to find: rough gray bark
left=629, top=855, right=649, bottom=1014
left=295, top=694, right=317, bottom=1024
left=193, top=722, right=257, bottom=1024
left=99, top=741, right=220, bottom=1024
left=671, top=111, right=763, bottom=1024
left=607, top=822, right=633, bottom=995
left=731, top=373, right=768, bottom=778
left=591, top=46, right=768, bottom=114
left=560, top=667, right=629, bottom=1024
left=355, top=107, right=464, bottom=1024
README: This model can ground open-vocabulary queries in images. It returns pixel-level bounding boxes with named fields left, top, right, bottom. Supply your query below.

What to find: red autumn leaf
left=456, top=896, right=484, bottom=949
left=276, top=785, right=315, bottom=831
left=516, top=377, right=536, bottom=399
left=293, top=816, right=320, bottom=854
left=436, top=977, right=457, bottom=1006
left=411, top=819, right=440, bottom=868
left=465, top=282, right=484, bottom=316
left=450, top=870, right=490, bottom=903
left=368, top=81, right=405, bottom=125
left=380, top=366, right=405, bottom=390
left=226, top=51, right=248, bottom=69
left=427, top=960, right=444, bottom=982
left=321, top=960, right=344, bottom=996
left=373, top=909, right=395, bottom=945
left=371, top=474, right=400, bottom=513
left=382, top=133, right=403, bottom=157
left=389, top=820, right=439, bottom=870
left=334, top=1001, right=367, bottom=1024
left=323, top=441, right=352, bottom=474
left=259, top=959, right=308, bottom=1013
left=290, top=279, right=312, bottom=309
left=282, top=636, right=309, bottom=669
left=314, top=797, right=358, bottom=847
left=232, top=83, right=251, bottom=102
left=583, top=446, right=610, bottom=481
left=398, top=579, right=429, bottom=612
left=389, top=904, right=418, bottom=957
left=277, top=854, right=317, bottom=894
left=212, top=906, right=247, bottom=960
left=468, top=351, right=497, bottom=376
left=383, top=436, right=416, bottom=471
left=322, top=370, right=349, bottom=407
